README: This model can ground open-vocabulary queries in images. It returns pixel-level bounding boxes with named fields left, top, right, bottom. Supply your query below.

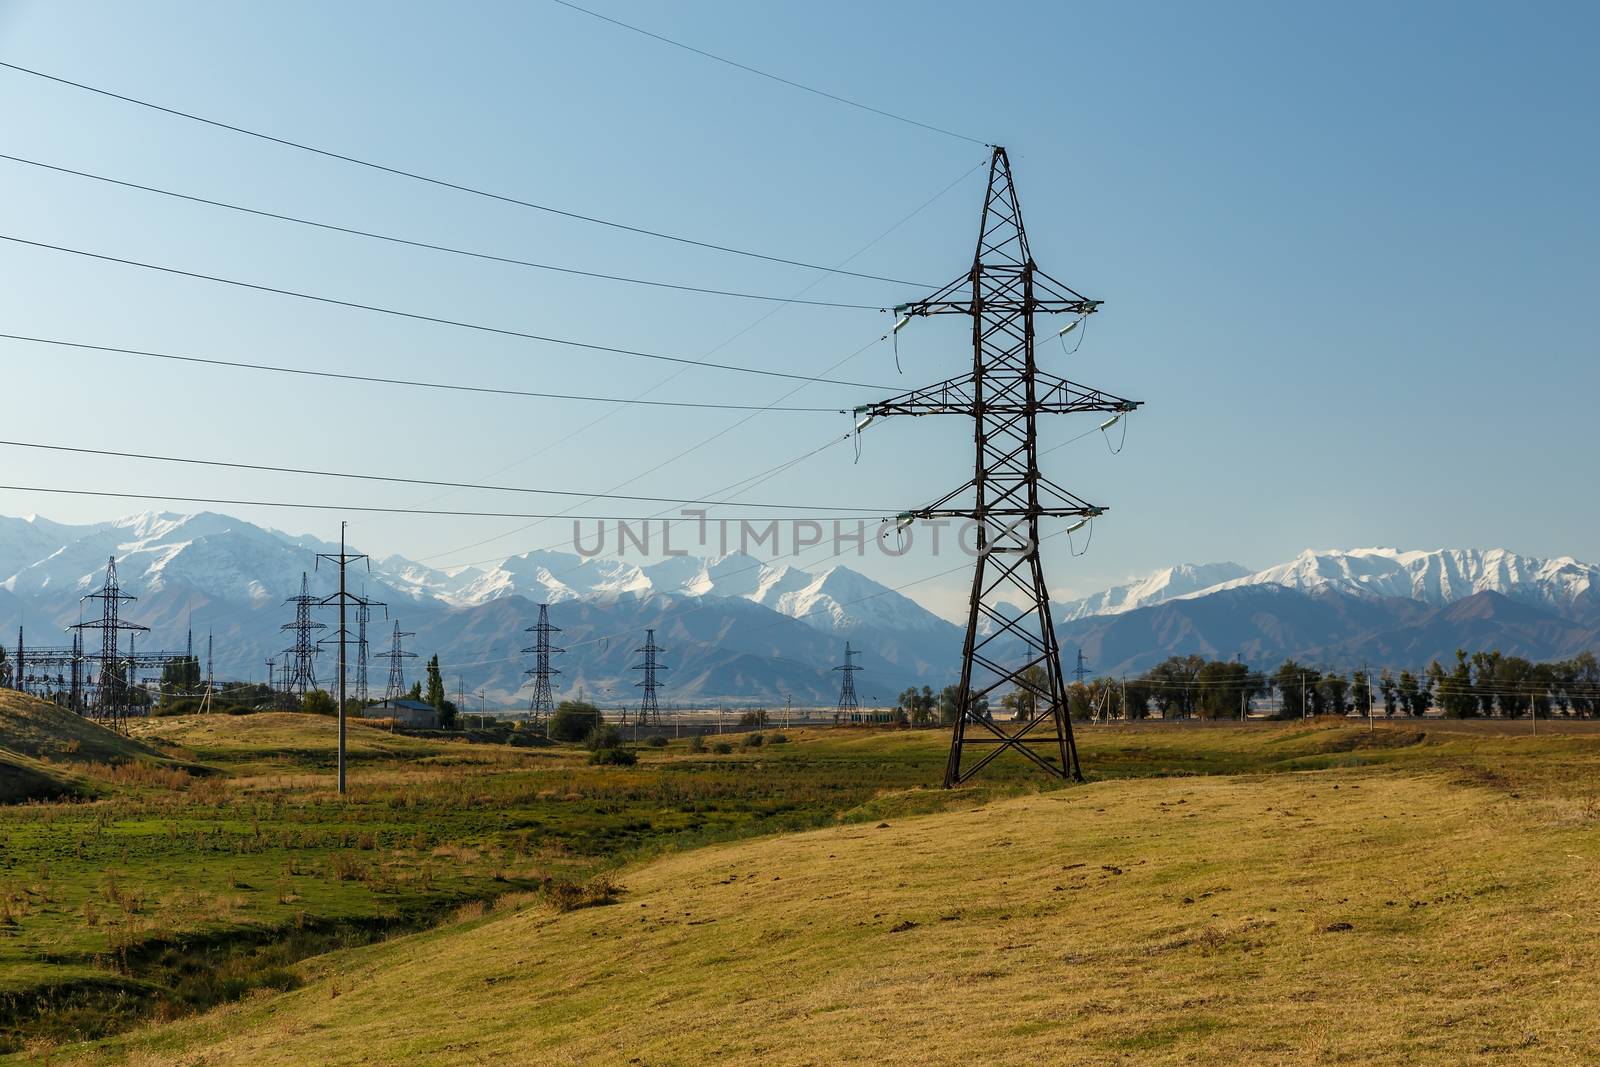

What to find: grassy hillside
left=53, top=722, right=1600, bottom=1065
left=0, top=691, right=167, bottom=765
left=0, top=749, right=87, bottom=803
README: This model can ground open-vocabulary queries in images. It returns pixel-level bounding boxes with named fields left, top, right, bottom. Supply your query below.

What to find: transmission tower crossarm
left=857, top=372, right=1139, bottom=419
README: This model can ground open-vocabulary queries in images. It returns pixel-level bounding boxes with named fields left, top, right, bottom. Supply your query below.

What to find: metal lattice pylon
left=354, top=600, right=372, bottom=703
left=834, top=641, right=862, bottom=723
left=861, top=146, right=1141, bottom=786
left=280, top=572, right=325, bottom=700
left=522, top=603, right=563, bottom=728
left=71, top=557, right=149, bottom=732
left=633, top=629, right=665, bottom=726
left=376, top=622, right=416, bottom=701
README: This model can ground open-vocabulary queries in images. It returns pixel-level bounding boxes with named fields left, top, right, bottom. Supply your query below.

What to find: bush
left=711, top=741, right=733, bottom=755
left=645, top=735, right=668, bottom=747
left=301, top=690, right=337, bottom=716
left=586, top=723, right=623, bottom=751
left=548, top=701, right=602, bottom=742
left=687, top=735, right=706, bottom=754
left=769, top=733, right=789, bottom=744
left=588, top=746, right=637, bottom=766
left=743, top=732, right=764, bottom=748
left=737, top=709, right=771, bottom=729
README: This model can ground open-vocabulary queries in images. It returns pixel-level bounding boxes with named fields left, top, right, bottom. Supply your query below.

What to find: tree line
left=891, top=649, right=1600, bottom=723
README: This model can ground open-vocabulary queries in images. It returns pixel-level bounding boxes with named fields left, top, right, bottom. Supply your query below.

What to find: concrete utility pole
left=315, top=523, right=380, bottom=797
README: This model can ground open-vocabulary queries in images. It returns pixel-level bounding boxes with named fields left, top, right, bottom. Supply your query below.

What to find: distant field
left=4, top=703, right=1600, bottom=1063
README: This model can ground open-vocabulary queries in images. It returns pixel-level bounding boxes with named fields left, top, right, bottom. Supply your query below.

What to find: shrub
left=586, top=723, right=623, bottom=751
left=687, top=735, right=706, bottom=754
left=769, top=733, right=789, bottom=744
left=589, top=746, right=638, bottom=766
left=548, top=701, right=602, bottom=742
left=711, top=741, right=733, bottom=755
left=645, top=735, right=668, bottom=747
left=302, top=690, right=337, bottom=716
left=743, top=732, right=765, bottom=748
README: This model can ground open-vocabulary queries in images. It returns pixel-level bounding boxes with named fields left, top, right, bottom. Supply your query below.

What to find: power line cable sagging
left=0, top=234, right=893, bottom=390
left=0, top=61, right=929, bottom=285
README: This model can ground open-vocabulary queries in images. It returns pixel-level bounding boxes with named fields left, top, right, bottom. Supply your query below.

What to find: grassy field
left=4, top=703, right=1600, bottom=1063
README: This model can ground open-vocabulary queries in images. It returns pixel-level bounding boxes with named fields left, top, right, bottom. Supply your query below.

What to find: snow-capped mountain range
left=1, top=511, right=1596, bottom=701
left=1055, top=547, right=1600, bottom=622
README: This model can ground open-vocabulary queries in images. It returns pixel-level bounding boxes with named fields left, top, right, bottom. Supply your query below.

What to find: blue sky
left=1, top=0, right=1595, bottom=619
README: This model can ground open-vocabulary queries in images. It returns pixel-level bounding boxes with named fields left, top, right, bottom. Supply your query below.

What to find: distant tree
left=1144, top=655, right=1205, bottom=718
left=1000, top=664, right=1050, bottom=720
left=1122, top=679, right=1153, bottom=720
left=913, top=685, right=936, bottom=726
left=1066, top=681, right=1094, bottom=721
left=1396, top=670, right=1426, bottom=716
left=549, top=700, right=602, bottom=742
left=1350, top=670, right=1372, bottom=717
left=405, top=681, right=423, bottom=701
left=1196, top=661, right=1255, bottom=719
left=1272, top=660, right=1315, bottom=719
left=737, top=709, right=770, bottom=729
left=1318, top=672, right=1349, bottom=716
left=423, top=655, right=457, bottom=729
left=1428, top=651, right=1476, bottom=718
left=302, top=689, right=336, bottom=715
left=937, top=685, right=989, bottom=725
left=1378, top=669, right=1399, bottom=717
left=159, top=655, right=202, bottom=705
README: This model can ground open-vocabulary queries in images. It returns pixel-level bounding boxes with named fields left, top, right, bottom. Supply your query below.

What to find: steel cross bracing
left=280, top=572, right=326, bottom=700
left=354, top=600, right=372, bottom=703
left=376, top=622, right=417, bottom=701
left=834, top=641, right=862, bottom=722
left=633, top=629, right=665, bottom=726
left=71, top=557, right=152, bottom=732
left=858, top=146, right=1142, bottom=787
left=522, top=603, right=563, bottom=728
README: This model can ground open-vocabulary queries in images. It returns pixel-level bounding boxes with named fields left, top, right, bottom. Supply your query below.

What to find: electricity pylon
left=71, top=557, right=149, bottom=732
left=523, top=603, right=563, bottom=729
left=633, top=629, right=665, bottom=726
left=280, top=573, right=325, bottom=701
left=834, top=641, right=862, bottom=723
left=859, top=146, right=1141, bottom=787
left=376, top=622, right=417, bottom=701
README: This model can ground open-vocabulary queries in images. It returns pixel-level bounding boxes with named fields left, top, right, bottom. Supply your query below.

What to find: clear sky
left=1, top=0, right=1595, bottom=619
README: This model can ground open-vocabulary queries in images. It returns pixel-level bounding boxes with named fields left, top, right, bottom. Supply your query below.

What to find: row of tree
left=890, top=649, right=1600, bottom=724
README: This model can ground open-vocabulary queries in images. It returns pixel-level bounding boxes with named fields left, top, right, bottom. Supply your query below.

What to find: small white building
left=361, top=698, right=441, bottom=729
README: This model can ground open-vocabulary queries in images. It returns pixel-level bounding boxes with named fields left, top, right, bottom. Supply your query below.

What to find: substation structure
left=8, top=557, right=191, bottom=731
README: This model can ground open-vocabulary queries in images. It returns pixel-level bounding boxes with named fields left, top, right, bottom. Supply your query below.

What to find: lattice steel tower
left=354, top=599, right=372, bottom=703
left=633, top=629, right=665, bottom=726
left=834, top=641, right=862, bottom=722
left=71, top=557, right=149, bottom=732
left=522, top=603, right=563, bottom=727
left=861, top=146, right=1141, bottom=786
left=376, top=622, right=416, bottom=701
left=280, top=572, right=325, bottom=700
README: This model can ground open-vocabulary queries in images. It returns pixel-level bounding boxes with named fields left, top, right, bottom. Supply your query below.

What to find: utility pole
left=1302, top=673, right=1308, bottom=720
left=523, top=603, right=563, bottom=731
left=834, top=642, right=862, bottom=724
left=859, top=147, right=1140, bottom=787
left=314, top=523, right=380, bottom=797
left=1072, top=649, right=1091, bottom=685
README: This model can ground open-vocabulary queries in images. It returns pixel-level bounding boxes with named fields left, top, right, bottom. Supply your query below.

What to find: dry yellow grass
left=71, top=761, right=1600, bottom=1066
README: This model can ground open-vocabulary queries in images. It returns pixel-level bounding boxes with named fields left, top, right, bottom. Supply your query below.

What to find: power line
left=0, top=60, right=932, bottom=286
left=0, top=333, right=848, bottom=412
left=549, top=0, right=988, bottom=147
left=0, top=484, right=876, bottom=522
left=0, top=153, right=886, bottom=310
left=0, top=437, right=886, bottom=512
left=0, top=233, right=898, bottom=389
